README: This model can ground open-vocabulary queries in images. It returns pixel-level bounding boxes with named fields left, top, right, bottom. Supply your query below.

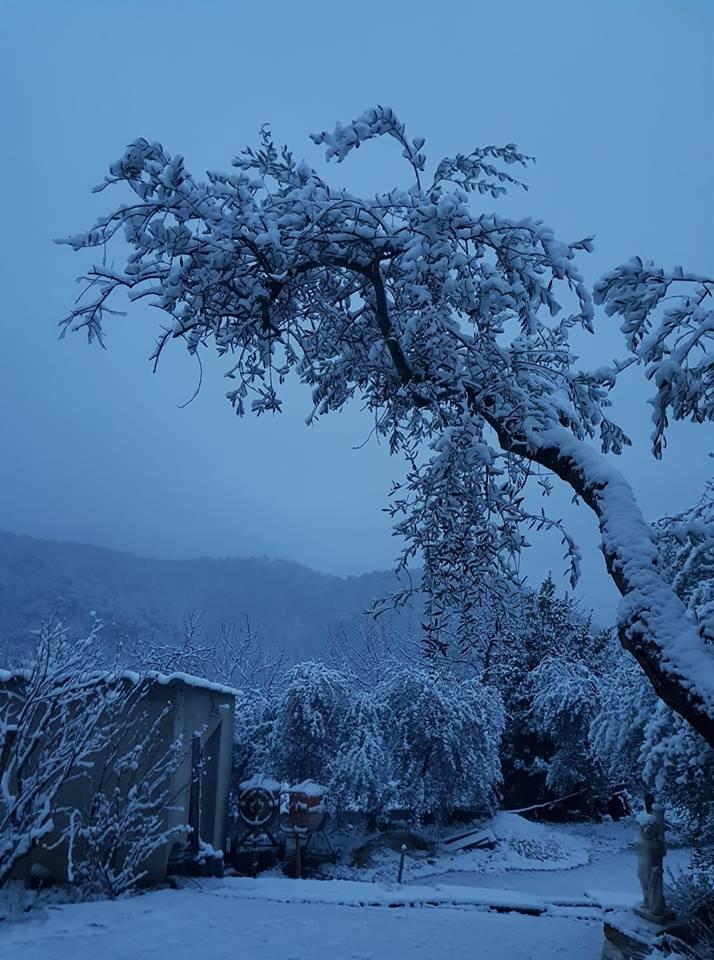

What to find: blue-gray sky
left=1, top=0, right=712, bottom=620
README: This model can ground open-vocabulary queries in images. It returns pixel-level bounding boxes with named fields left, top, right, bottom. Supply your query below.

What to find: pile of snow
left=321, top=814, right=591, bottom=885
left=486, top=813, right=590, bottom=871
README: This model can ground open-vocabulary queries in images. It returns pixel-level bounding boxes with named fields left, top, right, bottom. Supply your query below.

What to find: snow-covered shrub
left=68, top=690, right=184, bottom=898
left=665, top=863, right=714, bottom=960
left=270, top=661, right=351, bottom=783
left=0, top=617, right=132, bottom=889
left=488, top=812, right=589, bottom=870
left=328, top=694, right=393, bottom=821
left=380, top=667, right=504, bottom=822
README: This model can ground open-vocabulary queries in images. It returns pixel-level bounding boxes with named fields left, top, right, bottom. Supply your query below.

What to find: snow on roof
left=136, top=670, right=238, bottom=698
left=0, top=668, right=237, bottom=698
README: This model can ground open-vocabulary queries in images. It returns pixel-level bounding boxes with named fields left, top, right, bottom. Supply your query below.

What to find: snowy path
left=413, top=844, right=693, bottom=900
left=198, top=875, right=636, bottom=914
left=0, top=885, right=603, bottom=960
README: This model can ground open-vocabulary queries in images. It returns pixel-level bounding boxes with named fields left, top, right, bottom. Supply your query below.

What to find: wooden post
left=189, top=733, right=203, bottom=856
left=294, top=831, right=302, bottom=880
left=397, top=844, right=407, bottom=884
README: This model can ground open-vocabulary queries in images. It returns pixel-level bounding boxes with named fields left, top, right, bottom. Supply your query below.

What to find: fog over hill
left=0, top=530, right=419, bottom=664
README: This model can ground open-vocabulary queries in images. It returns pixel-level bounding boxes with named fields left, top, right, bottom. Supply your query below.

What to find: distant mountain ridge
left=0, top=530, right=415, bottom=662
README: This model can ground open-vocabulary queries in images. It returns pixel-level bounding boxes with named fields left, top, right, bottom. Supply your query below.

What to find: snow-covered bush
left=68, top=690, right=184, bottom=898
left=269, top=661, right=351, bottom=784
left=380, top=667, right=504, bottom=822
left=0, top=617, right=130, bottom=889
left=666, top=863, right=714, bottom=960
left=0, top=617, right=196, bottom=896
left=328, top=694, right=393, bottom=821
left=232, top=686, right=275, bottom=785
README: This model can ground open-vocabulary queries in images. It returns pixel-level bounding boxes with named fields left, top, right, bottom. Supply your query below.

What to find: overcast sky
left=1, top=0, right=712, bottom=621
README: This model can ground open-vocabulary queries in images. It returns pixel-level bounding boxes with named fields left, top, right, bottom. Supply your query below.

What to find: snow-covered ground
left=320, top=813, right=693, bottom=891
left=0, top=818, right=693, bottom=960
left=407, top=816, right=693, bottom=898
left=1, top=883, right=603, bottom=960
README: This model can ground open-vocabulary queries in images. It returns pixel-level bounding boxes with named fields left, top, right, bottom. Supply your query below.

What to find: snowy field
left=0, top=818, right=693, bottom=960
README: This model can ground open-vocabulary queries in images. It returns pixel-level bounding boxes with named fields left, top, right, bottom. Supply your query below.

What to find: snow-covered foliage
left=58, top=106, right=714, bottom=741
left=655, top=480, right=714, bottom=642
left=68, top=697, right=183, bottom=898
left=0, top=617, right=183, bottom=891
left=594, top=261, right=714, bottom=460
left=481, top=577, right=607, bottom=807
left=380, top=667, right=503, bottom=821
left=232, top=687, right=274, bottom=786
left=328, top=694, right=393, bottom=820
left=593, top=646, right=714, bottom=842
left=233, top=655, right=503, bottom=823
left=269, top=662, right=350, bottom=784
left=528, top=657, right=602, bottom=797
left=665, top=859, right=714, bottom=960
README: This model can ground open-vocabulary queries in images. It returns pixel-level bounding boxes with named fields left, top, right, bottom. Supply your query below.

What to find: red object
left=280, top=786, right=326, bottom=834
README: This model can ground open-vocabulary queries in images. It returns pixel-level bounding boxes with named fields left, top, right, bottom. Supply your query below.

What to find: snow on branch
left=595, top=258, right=714, bottom=457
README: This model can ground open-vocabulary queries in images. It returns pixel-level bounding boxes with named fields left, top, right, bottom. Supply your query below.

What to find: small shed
left=0, top=671, right=236, bottom=884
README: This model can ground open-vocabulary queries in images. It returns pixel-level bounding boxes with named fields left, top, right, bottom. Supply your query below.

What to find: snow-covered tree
left=380, top=667, right=503, bottom=822
left=592, top=481, right=714, bottom=840
left=125, top=613, right=286, bottom=693
left=58, top=107, right=714, bottom=743
left=481, top=577, right=605, bottom=806
left=528, top=655, right=605, bottom=800
left=269, top=661, right=350, bottom=783
left=232, top=686, right=274, bottom=785
left=328, top=694, right=393, bottom=821
left=592, top=646, right=714, bottom=842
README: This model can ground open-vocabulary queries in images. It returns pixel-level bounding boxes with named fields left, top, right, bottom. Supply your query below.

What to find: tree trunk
left=492, top=418, right=714, bottom=746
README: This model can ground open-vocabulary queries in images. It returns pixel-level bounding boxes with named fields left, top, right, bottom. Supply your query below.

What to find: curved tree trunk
left=495, top=420, right=714, bottom=746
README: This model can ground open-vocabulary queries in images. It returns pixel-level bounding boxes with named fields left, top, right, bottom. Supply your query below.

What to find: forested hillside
left=0, top=530, right=413, bottom=661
